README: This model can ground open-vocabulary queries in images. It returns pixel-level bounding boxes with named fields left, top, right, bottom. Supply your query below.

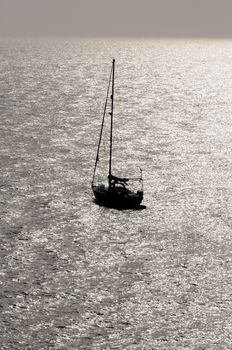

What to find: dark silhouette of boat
left=92, top=59, right=144, bottom=209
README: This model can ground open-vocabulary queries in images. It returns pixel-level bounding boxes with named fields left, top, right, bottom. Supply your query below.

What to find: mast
left=109, top=58, right=115, bottom=186
left=92, top=64, right=113, bottom=186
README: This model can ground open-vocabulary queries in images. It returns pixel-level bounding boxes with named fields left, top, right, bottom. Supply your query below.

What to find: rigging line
left=92, top=65, right=113, bottom=185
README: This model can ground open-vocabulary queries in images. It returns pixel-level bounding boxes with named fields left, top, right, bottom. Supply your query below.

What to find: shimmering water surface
left=0, top=38, right=232, bottom=349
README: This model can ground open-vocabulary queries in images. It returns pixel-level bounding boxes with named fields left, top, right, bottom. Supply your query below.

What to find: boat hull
left=92, top=185, right=143, bottom=209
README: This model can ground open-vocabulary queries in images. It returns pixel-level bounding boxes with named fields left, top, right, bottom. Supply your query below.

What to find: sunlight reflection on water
left=1, top=38, right=232, bottom=349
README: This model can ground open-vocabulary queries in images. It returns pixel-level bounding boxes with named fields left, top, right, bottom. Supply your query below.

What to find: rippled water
left=1, top=38, right=232, bottom=349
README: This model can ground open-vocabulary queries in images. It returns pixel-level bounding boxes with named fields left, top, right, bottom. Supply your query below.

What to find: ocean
left=0, top=37, right=232, bottom=349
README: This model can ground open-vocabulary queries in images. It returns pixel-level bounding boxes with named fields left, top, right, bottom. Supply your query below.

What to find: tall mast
left=92, top=64, right=113, bottom=186
left=109, top=58, right=115, bottom=185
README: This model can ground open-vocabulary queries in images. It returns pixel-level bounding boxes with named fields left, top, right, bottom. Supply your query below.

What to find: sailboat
left=92, top=59, right=144, bottom=208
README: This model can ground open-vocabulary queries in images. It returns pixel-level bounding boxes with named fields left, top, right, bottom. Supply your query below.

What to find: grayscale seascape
left=0, top=38, right=232, bottom=349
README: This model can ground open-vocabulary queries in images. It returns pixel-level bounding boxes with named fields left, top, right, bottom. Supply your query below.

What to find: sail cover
left=108, top=174, right=129, bottom=183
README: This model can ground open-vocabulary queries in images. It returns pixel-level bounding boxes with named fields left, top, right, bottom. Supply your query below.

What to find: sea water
left=0, top=37, right=232, bottom=349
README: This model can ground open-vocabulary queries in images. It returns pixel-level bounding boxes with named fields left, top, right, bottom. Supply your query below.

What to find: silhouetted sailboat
left=92, top=59, right=144, bottom=208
